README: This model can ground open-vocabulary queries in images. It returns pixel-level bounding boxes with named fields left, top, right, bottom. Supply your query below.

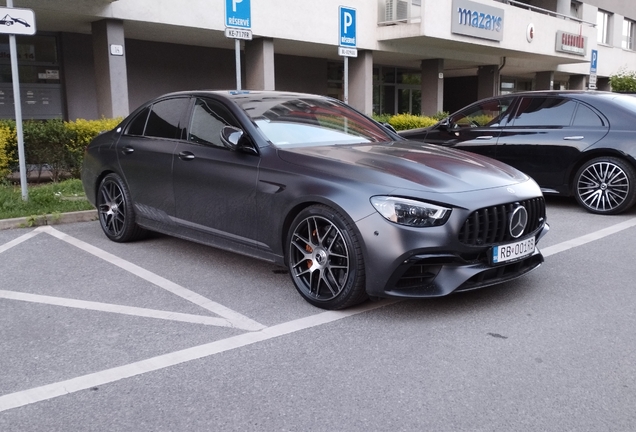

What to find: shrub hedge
left=372, top=112, right=446, bottom=131
left=0, top=118, right=121, bottom=183
left=609, top=69, right=636, bottom=93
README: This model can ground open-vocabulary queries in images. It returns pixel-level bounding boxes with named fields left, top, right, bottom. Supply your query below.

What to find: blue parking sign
left=590, top=49, right=598, bottom=74
left=339, top=6, right=356, bottom=47
left=226, top=0, right=251, bottom=29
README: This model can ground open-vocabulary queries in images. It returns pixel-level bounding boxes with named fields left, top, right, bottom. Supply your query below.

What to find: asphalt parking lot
left=1, top=197, right=635, bottom=431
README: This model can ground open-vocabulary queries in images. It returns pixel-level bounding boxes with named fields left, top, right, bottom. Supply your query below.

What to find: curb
left=0, top=210, right=98, bottom=231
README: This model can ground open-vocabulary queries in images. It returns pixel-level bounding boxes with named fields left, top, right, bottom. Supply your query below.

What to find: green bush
left=372, top=113, right=393, bottom=124
left=388, top=113, right=438, bottom=131
left=0, top=122, right=16, bottom=178
left=0, top=117, right=120, bottom=183
left=66, top=118, right=121, bottom=177
left=24, top=119, right=73, bottom=182
left=610, top=69, right=636, bottom=93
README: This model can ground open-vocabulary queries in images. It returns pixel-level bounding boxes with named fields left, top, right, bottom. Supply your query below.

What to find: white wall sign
left=110, top=44, right=124, bottom=56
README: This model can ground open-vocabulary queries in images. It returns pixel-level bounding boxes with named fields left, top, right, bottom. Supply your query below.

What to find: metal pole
left=7, top=0, right=28, bottom=201
left=235, top=38, right=241, bottom=90
left=343, top=56, right=349, bottom=104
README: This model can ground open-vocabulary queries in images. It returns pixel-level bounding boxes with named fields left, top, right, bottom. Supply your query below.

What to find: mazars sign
left=451, top=0, right=504, bottom=42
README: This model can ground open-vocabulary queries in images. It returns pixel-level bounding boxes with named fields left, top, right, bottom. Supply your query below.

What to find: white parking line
left=1, top=217, right=635, bottom=413
left=40, top=226, right=265, bottom=332
left=540, top=217, right=636, bottom=257
left=0, top=229, right=41, bottom=254
left=0, top=290, right=238, bottom=328
left=0, top=300, right=398, bottom=413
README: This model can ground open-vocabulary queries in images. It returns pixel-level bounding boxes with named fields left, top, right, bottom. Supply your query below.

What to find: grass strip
left=0, top=179, right=94, bottom=220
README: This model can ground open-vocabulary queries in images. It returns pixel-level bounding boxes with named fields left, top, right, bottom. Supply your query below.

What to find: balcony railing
left=497, top=0, right=596, bottom=27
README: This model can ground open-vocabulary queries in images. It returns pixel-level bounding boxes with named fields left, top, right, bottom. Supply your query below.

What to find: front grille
left=459, top=197, right=545, bottom=246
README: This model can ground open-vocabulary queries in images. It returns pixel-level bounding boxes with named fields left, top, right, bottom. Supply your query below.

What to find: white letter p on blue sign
left=339, top=6, right=356, bottom=47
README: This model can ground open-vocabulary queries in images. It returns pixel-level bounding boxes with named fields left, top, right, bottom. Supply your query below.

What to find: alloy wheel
left=289, top=215, right=351, bottom=302
left=576, top=160, right=630, bottom=213
left=98, top=178, right=127, bottom=238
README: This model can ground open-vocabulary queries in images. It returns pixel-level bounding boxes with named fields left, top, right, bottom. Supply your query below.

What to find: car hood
left=277, top=141, right=529, bottom=194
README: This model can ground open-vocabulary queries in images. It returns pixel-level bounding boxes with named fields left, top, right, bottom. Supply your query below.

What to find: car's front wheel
left=97, top=173, right=146, bottom=242
left=287, top=205, right=367, bottom=310
left=574, top=157, right=636, bottom=215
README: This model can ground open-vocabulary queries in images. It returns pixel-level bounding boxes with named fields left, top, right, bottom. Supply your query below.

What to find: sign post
left=0, top=2, right=36, bottom=201
left=225, top=0, right=252, bottom=90
left=589, top=49, right=598, bottom=90
left=338, top=6, right=357, bottom=105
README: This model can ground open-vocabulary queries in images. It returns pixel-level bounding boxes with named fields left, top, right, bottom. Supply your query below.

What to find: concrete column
left=245, top=38, right=275, bottom=90
left=420, top=59, right=443, bottom=116
left=568, top=75, right=586, bottom=90
left=535, top=71, right=555, bottom=90
left=92, top=19, right=129, bottom=118
left=349, top=50, right=373, bottom=115
left=477, top=65, right=499, bottom=100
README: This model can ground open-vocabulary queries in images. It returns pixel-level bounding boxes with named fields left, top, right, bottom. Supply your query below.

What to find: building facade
left=1, top=0, right=635, bottom=120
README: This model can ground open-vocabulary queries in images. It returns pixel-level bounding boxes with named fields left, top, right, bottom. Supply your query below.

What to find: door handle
left=121, top=146, right=134, bottom=155
left=178, top=151, right=195, bottom=161
left=476, top=135, right=494, bottom=140
left=563, top=136, right=584, bottom=140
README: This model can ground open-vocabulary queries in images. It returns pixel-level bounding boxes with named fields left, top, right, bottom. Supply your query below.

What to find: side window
left=451, top=98, right=512, bottom=128
left=144, top=98, right=190, bottom=139
left=572, top=103, right=605, bottom=127
left=188, top=98, right=237, bottom=147
left=510, top=97, right=576, bottom=127
left=125, top=106, right=150, bottom=136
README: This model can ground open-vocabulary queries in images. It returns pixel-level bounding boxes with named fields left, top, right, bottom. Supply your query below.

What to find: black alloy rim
left=98, top=179, right=126, bottom=237
left=289, top=216, right=350, bottom=301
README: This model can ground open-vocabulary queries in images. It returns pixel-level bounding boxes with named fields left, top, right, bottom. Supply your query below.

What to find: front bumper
left=355, top=208, right=549, bottom=299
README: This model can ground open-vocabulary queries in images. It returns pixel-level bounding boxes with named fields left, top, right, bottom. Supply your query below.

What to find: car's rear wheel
left=287, top=205, right=367, bottom=310
left=97, top=173, right=146, bottom=242
left=574, top=157, right=636, bottom=215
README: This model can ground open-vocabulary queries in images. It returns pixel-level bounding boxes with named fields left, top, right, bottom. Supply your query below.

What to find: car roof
left=494, top=90, right=615, bottom=99
left=154, top=89, right=331, bottom=103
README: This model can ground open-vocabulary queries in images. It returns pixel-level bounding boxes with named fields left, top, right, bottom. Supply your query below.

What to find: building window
left=597, top=10, right=611, bottom=45
left=0, top=34, right=63, bottom=119
left=372, top=66, right=421, bottom=115
left=623, top=18, right=636, bottom=51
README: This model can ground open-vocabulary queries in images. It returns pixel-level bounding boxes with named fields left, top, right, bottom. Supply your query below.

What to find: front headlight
left=370, top=196, right=451, bottom=227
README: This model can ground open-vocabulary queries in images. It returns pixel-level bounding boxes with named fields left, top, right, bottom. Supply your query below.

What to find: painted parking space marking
left=540, top=217, right=636, bottom=258
left=1, top=217, right=635, bottom=413
left=0, top=290, right=237, bottom=327
left=0, top=300, right=398, bottom=413
left=0, top=229, right=41, bottom=254
left=41, top=226, right=265, bottom=332
left=0, top=226, right=264, bottom=331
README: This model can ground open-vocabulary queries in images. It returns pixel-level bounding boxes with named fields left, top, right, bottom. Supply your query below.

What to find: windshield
left=238, top=96, right=394, bottom=147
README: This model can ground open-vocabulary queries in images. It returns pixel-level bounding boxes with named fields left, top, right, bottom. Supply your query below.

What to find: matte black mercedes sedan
left=82, top=91, right=549, bottom=309
left=400, top=91, right=636, bottom=215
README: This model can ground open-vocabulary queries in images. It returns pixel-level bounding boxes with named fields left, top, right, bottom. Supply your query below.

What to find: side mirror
left=438, top=118, right=451, bottom=130
left=220, top=126, right=258, bottom=155
left=383, top=123, right=397, bottom=134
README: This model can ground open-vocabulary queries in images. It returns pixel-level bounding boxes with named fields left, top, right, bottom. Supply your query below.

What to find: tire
left=96, top=173, right=147, bottom=242
left=287, top=205, right=367, bottom=310
left=574, top=157, right=636, bottom=215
